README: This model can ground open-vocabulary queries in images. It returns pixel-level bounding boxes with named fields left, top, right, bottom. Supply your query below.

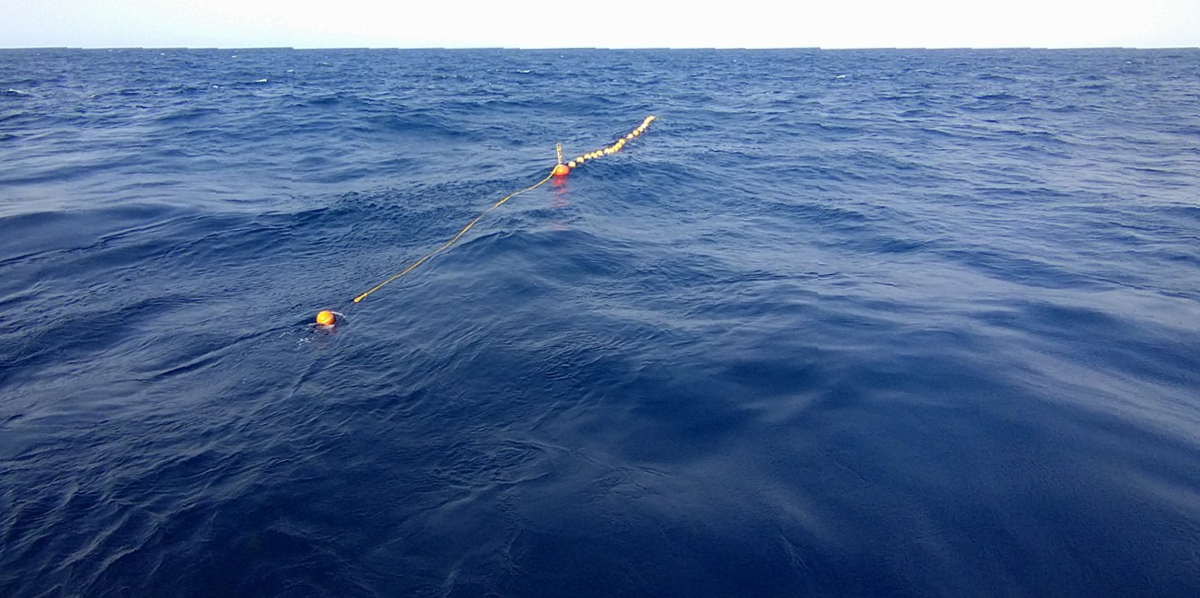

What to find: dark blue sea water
left=2, top=47, right=1200, bottom=597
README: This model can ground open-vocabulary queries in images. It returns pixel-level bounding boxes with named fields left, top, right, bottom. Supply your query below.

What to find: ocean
left=1, top=47, right=1199, bottom=597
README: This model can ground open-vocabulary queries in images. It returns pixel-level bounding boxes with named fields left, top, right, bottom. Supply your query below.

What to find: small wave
left=976, top=92, right=1024, bottom=101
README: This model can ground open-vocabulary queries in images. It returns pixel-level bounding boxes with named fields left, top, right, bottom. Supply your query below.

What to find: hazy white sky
left=3, top=0, right=1198, bottom=49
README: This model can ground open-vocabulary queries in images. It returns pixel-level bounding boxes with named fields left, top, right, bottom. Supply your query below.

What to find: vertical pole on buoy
left=553, top=143, right=570, bottom=177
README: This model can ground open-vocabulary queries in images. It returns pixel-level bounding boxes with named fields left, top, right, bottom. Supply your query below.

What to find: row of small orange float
left=552, top=115, right=656, bottom=177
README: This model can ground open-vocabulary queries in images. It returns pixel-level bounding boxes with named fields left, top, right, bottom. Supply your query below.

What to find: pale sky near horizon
left=3, top=0, right=1199, bottom=50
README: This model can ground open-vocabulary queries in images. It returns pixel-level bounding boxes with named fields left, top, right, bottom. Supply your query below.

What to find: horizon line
left=3, top=45, right=1199, bottom=52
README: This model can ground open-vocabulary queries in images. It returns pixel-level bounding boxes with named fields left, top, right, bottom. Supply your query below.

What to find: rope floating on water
left=315, top=115, right=658, bottom=326
left=350, top=169, right=556, bottom=305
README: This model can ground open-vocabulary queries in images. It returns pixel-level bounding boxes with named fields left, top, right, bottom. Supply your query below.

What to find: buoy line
left=314, top=115, right=657, bottom=328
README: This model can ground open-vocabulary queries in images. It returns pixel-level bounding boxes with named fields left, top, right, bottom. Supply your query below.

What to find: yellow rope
left=352, top=169, right=556, bottom=303
left=348, top=115, right=656, bottom=306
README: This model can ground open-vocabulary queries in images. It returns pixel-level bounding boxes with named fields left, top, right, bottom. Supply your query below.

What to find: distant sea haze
left=1, top=48, right=1199, bottom=597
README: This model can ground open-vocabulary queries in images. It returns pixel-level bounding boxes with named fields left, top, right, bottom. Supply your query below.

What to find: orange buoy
left=316, top=310, right=336, bottom=326
left=552, top=164, right=570, bottom=177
